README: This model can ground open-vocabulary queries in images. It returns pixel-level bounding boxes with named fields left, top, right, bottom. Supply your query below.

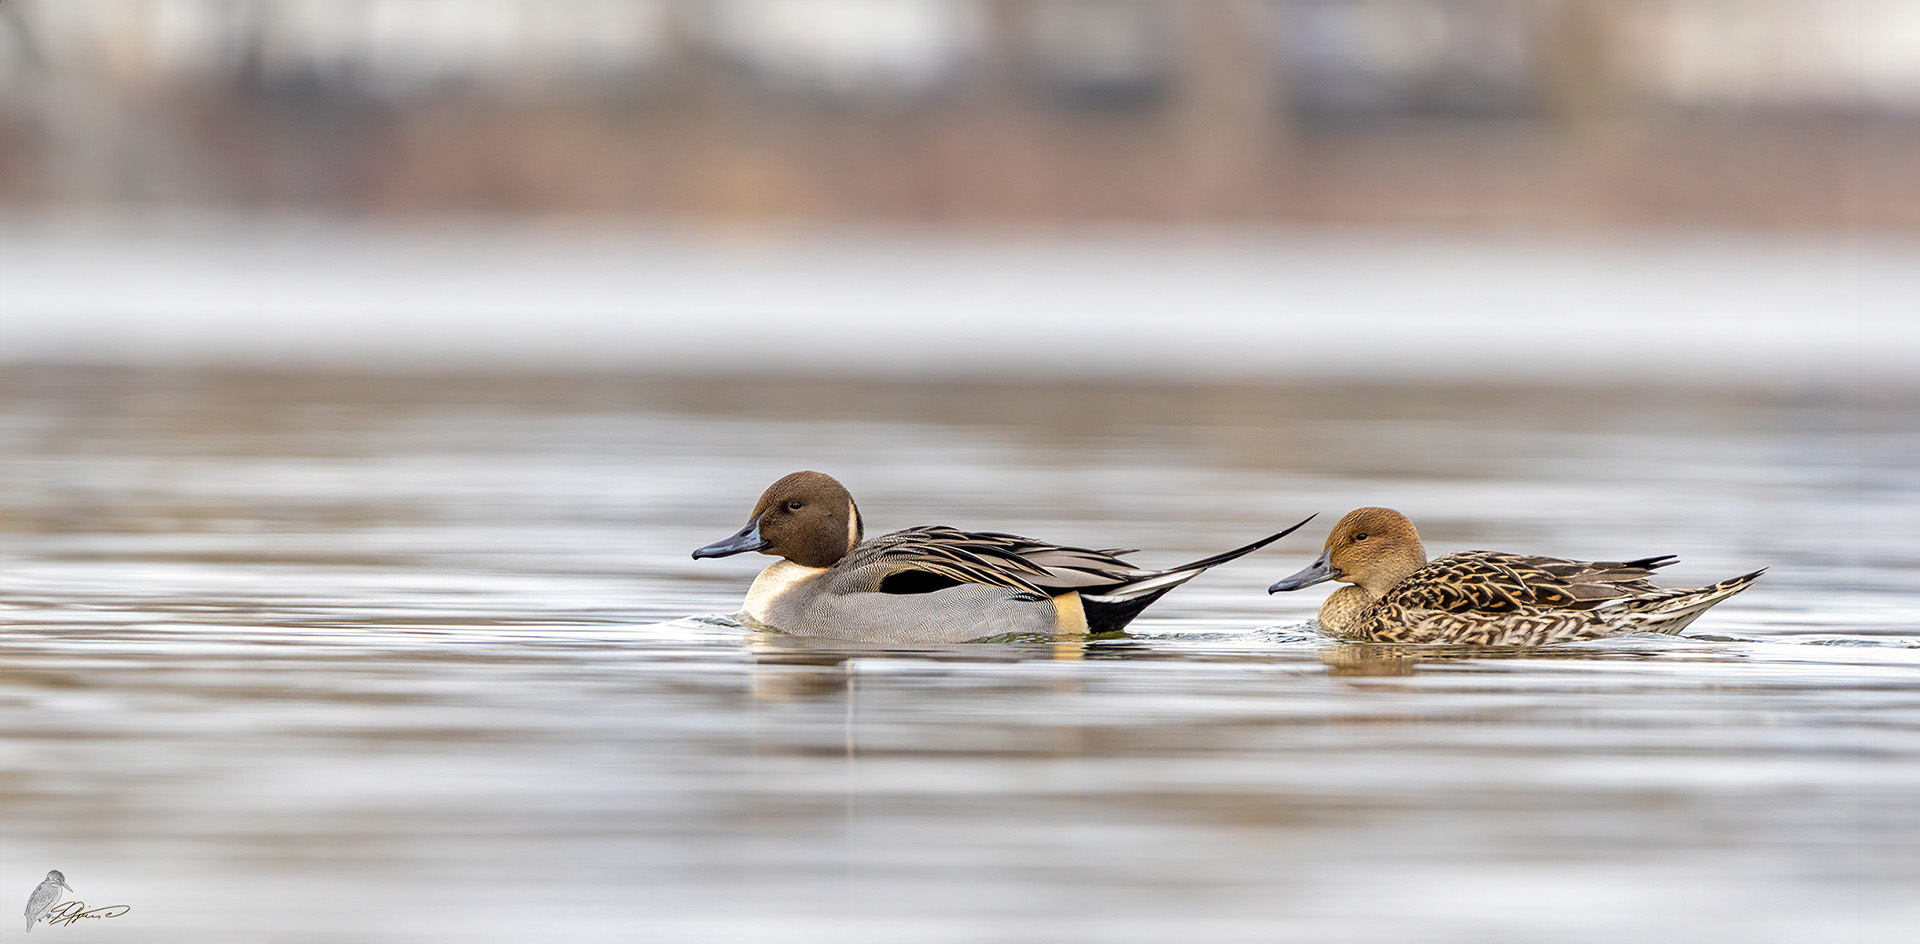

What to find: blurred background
left=4, top=5, right=1920, bottom=943
left=4, top=0, right=1918, bottom=381
left=5, top=0, right=1920, bottom=226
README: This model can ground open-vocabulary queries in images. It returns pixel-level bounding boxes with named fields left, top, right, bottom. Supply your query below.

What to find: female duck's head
left=1269, top=506, right=1427, bottom=598
left=692, top=471, right=864, bottom=568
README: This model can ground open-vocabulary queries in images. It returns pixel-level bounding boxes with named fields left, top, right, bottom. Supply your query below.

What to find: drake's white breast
left=743, top=559, right=828, bottom=623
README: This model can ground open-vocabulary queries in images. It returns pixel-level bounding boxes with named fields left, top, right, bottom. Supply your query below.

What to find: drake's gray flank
left=695, top=471, right=1312, bottom=643
left=1269, top=506, right=1762, bottom=646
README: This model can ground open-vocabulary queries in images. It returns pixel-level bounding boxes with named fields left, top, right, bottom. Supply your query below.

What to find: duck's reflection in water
left=1319, top=644, right=1420, bottom=677
left=1320, top=637, right=1727, bottom=677
left=743, top=630, right=1097, bottom=702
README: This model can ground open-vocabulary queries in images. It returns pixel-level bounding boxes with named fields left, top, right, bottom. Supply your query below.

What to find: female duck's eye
left=1353, top=532, right=1369, bottom=542
left=786, top=500, right=804, bottom=511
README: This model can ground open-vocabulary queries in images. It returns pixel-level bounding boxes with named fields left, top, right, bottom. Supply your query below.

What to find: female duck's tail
left=1621, top=568, right=1766, bottom=634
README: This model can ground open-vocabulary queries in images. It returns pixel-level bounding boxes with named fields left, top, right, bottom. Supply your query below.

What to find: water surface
left=0, top=367, right=1916, bottom=943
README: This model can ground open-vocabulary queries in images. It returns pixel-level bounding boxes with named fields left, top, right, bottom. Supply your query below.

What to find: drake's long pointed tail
left=1078, top=514, right=1316, bottom=632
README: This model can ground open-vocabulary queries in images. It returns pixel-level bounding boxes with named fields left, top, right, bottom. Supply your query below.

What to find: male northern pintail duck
left=1268, top=507, right=1763, bottom=646
left=694, top=471, right=1313, bottom=643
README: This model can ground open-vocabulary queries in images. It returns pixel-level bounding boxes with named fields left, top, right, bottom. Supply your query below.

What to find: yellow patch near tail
left=1050, top=591, right=1089, bottom=636
left=1050, top=591, right=1090, bottom=660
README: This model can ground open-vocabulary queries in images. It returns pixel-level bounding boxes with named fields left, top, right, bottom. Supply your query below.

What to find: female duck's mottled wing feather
left=1506, top=552, right=1675, bottom=602
left=1387, top=551, right=1676, bottom=615
left=842, top=527, right=1147, bottom=597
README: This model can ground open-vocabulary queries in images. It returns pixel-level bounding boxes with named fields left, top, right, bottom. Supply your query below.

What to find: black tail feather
left=1076, top=513, right=1317, bottom=633
left=1625, top=555, right=1680, bottom=571
left=1080, top=586, right=1181, bottom=634
left=1160, top=513, right=1319, bottom=575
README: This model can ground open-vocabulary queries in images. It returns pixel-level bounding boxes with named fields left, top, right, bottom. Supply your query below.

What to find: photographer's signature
left=23, top=872, right=130, bottom=932
left=43, top=901, right=131, bottom=928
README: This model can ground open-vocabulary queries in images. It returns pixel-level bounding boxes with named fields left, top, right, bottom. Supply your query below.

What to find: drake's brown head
left=692, top=470, right=864, bottom=568
left=1269, top=506, right=1428, bottom=598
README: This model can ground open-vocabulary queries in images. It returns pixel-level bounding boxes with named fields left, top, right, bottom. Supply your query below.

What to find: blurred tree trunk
left=970, top=0, right=1055, bottom=220
left=1541, top=0, right=1639, bottom=223
left=1171, top=0, right=1281, bottom=219
left=1543, top=0, right=1628, bottom=129
left=980, top=0, right=1038, bottom=103
left=660, top=0, right=744, bottom=109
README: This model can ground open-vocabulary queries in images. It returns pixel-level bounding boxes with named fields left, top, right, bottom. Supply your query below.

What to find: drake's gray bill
left=692, top=520, right=768, bottom=559
left=1268, top=549, right=1337, bottom=593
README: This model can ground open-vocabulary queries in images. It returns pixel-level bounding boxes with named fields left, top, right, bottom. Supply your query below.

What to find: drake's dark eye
left=1353, top=532, right=1369, bottom=542
left=786, top=500, right=804, bottom=512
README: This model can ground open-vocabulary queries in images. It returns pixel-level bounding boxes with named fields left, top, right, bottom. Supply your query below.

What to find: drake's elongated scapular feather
left=1270, top=507, right=1761, bottom=646
left=695, top=471, right=1313, bottom=643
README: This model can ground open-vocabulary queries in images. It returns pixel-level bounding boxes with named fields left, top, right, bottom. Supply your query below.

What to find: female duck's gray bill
left=692, top=520, right=768, bottom=559
left=1269, top=550, right=1338, bottom=593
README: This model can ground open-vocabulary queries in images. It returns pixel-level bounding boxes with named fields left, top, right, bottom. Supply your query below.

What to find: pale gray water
left=0, top=366, right=1915, bottom=943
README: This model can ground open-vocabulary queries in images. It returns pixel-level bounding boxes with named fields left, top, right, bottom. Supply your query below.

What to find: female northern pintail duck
left=695, top=471, right=1313, bottom=643
left=1268, top=507, right=1763, bottom=646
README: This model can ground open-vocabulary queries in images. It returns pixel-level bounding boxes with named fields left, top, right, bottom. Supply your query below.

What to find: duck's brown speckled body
left=1271, top=507, right=1762, bottom=646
